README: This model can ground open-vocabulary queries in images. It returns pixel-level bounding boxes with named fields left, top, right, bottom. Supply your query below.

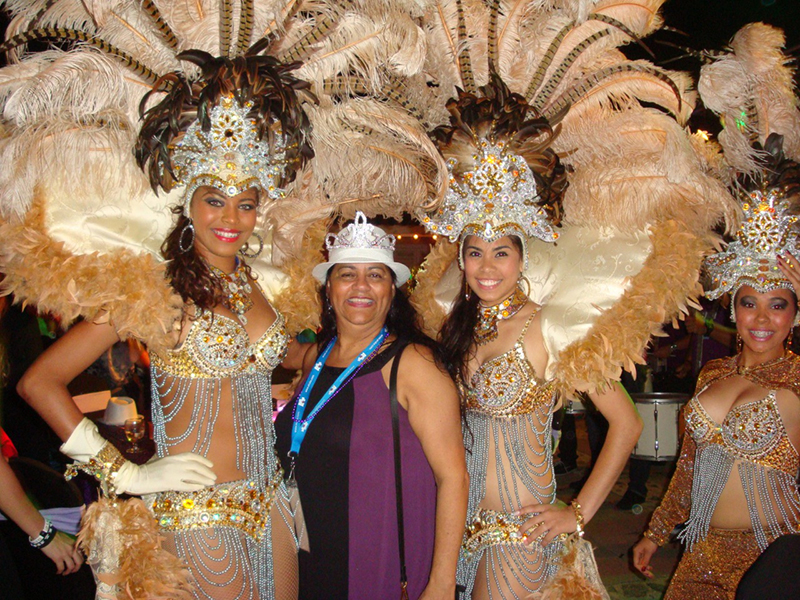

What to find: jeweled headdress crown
left=171, top=96, right=293, bottom=209
left=706, top=135, right=800, bottom=300
left=136, top=51, right=312, bottom=212
left=417, top=74, right=565, bottom=267
left=420, top=137, right=560, bottom=245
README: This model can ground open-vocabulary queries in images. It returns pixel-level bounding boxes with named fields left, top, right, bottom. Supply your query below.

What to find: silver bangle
left=28, top=516, right=56, bottom=549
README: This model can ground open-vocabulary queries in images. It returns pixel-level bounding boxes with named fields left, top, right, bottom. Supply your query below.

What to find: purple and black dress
left=274, top=340, right=437, bottom=600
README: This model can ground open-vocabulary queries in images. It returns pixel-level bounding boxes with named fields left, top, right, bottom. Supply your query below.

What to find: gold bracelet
left=65, top=441, right=126, bottom=498
left=570, top=499, right=585, bottom=537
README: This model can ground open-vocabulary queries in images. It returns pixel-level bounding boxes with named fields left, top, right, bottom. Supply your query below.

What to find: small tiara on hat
left=313, top=211, right=410, bottom=284
left=706, top=188, right=800, bottom=300
left=418, top=138, right=560, bottom=245
left=325, top=211, right=397, bottom=252
left=171, top=95, right=294, bottom=211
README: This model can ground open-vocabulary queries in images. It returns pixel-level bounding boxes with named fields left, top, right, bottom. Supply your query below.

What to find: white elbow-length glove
left=61, top=418, right=216, bottom=495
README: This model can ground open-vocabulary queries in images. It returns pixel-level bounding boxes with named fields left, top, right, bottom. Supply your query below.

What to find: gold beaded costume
left=0, top=2, right=448, bottom=598
left=458, top=313, right=564, bottom=593
left=644, top=354, right=800, bottom=599
left=146, top=308, right=290, bottom=598
left=403, top=0, right=734, bottom=597
left=640, top=20, right=800, bottom=600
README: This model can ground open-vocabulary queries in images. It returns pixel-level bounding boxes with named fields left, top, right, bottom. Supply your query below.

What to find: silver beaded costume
left=149, top=308, right=291, bottom=600
left=457, top=313, right=563, bottom=597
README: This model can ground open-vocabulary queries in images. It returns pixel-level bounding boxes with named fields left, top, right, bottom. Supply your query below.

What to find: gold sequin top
left=685, top=391, right=799, bottom=476
left=645, top=353, right=800, bottom=546
left=460, top=312, right=556, bottom=417
left=151, top=309, right=289, bottom=379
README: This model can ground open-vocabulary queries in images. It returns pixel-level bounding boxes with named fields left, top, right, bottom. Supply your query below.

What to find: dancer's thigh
left=271, top=496, right=299, bottom=600
left=471, top=543, right=550, bottom=600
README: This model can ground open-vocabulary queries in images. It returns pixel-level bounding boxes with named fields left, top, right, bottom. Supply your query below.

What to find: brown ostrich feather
left=553, top=219, right=711, bottom=395
left=410, top=238, right=459, bottom=337
left=739, top=133, right=800, bottom=202
left=135, top=50, right=315, bottom=195
left=431, top=71, right=568, bottom=226
left=272, top=220, right=328, bottom=336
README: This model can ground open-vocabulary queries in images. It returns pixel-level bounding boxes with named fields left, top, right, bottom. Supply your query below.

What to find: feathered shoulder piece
left=0, top=0, right=441, bottom=344
left=409, top=0, right=736, bottom=394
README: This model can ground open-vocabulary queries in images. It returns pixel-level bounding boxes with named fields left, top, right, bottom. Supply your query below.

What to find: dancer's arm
left=0, top=456, right=83, bottom=574
left=18, top=319, right=216, bottom=495
left=633, top=431, right=697, bottom=577
left=519, top=383, right=642, bottom=545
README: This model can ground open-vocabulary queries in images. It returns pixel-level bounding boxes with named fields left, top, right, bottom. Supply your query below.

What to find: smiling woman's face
left=326, top=263, right=395, bottom=333
left=462, top=235, right=524, bottom=305
left=189, top=185, right=259, bottom=270
left=734, top=284, right=797, bottom=362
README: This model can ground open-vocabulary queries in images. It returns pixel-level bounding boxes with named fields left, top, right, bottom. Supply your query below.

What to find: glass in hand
left=123, top=415, right=146, bottom=454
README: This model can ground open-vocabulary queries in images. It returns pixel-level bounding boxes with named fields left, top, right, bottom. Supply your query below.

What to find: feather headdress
left=698, top=23, right=800, bottom=176
left=406, top=0, right=736, bottom=394
left=698, top=25, right=800, bottom=311
left=0, top=0, right=442, bottom=343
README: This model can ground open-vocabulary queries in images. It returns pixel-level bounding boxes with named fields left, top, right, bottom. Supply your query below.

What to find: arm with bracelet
left=0, top=452, right=83, bottom=574
left=17, top=318, right=216, bottom=497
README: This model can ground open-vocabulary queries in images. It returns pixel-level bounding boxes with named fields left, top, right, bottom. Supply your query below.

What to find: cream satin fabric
left=433, top=225, right=652, bottom=378
left=43, top=181, right=288, bottom=300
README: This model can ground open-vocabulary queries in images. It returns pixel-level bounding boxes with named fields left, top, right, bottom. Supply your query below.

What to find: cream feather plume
left=404, top=0, right=737, bottom=395
left=698, top=22, right=800, bottom=173
left=0, top=0, right=442, bottom=346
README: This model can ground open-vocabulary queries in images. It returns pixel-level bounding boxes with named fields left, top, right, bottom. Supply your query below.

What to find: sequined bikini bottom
left=148, top=470, right=283, bottom=541
left=463, top=507, right=544, bottom=560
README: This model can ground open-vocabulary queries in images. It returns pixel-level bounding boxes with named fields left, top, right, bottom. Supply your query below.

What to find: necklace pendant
left=474, top=287, right=529, bottom=346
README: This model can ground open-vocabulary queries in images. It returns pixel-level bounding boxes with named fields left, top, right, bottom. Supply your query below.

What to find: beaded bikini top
left=685, top=391, right=799, bottom=477
left=461, top=312, right=555, bottom=417
left=151, top=309, right=289, bottom=379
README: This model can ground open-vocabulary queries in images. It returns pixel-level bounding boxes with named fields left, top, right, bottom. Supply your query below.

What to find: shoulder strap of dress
left=517, top=308, right=541, bottom=341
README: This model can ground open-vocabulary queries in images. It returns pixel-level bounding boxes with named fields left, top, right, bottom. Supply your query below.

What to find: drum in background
left=565, top=398, right=586, bottom=415
left=631, top=392, right=688, bottom=461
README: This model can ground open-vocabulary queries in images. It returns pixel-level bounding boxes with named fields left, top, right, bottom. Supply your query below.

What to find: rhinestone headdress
left=171, top=96, right=293, bottom=211
left=706, top=188, right=800, bottom=300
left=420, top=138, right=560, bottom=246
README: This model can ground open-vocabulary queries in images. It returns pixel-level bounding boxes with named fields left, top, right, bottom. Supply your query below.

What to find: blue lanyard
left=290, top=327, right=389, bottom=456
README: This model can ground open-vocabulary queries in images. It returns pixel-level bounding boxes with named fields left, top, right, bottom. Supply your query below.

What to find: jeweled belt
left=149, top=468, right=283, bottom=541
left=462, top=508, right=542, bottom=560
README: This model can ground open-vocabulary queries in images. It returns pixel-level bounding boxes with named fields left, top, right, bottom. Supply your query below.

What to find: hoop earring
left=239, top=231, right=264, bottom=259
left=464, top=278, right=471, bottom=301
left=736, top=333, right=743, bottom=353
left=518, top=274, right=531, bottom=297
left=178, top=220, right=195, bottom=253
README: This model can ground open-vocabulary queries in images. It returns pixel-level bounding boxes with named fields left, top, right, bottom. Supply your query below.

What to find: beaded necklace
left=474, top=286, right=529, bottom=345
left=736, top=351, right=788, bottom=376
left=209, top=259, right=254, bottom=324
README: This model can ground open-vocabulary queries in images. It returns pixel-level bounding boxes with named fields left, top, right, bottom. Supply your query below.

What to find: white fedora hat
left=312, top=212, right=411, bottom=285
